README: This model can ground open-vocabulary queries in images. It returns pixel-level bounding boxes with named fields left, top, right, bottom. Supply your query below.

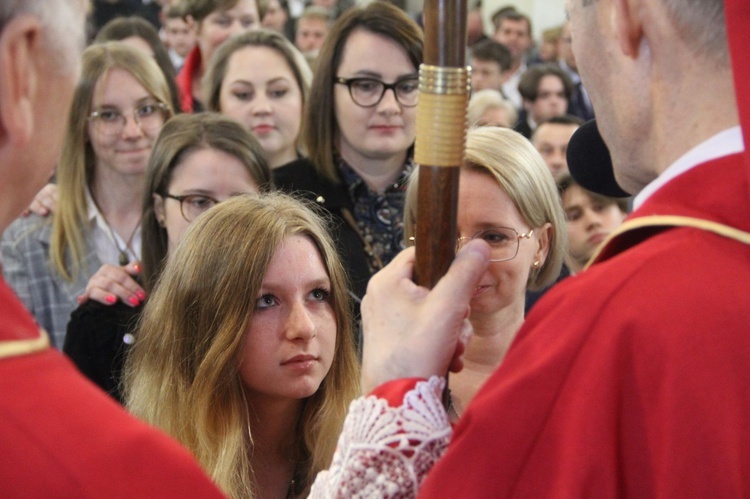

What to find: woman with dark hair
left=274, top=1, right=423, bottom=302
left=260, top=0, right=296, bottom=41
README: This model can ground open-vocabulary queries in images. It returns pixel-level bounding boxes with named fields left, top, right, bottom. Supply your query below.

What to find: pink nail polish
left=128, top=296, right=140, bottom=306
left=133, top=263, right=142, bottom=273
left=135, top=290, right=146, bottom=301
left=105, top=294, right=117, bottom=304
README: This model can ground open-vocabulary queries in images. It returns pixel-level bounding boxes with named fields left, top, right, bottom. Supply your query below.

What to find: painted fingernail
left=133, top=263, right=142, bottom=273
left=135, top=290, right=146, bottom=301
left=77, top=295, right=85, bottom=304
left=105, top=294, right=117, bottom=304
left=128, top=296, right=140, bottom=306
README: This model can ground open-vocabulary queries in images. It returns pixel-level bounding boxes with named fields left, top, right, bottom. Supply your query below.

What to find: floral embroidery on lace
left=310, top=376, right=450, bottom=498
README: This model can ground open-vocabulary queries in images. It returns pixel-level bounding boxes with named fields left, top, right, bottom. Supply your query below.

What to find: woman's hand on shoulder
left=77, top=261, right=146, bottom=307
left=22, top=183, right=58, bottom=217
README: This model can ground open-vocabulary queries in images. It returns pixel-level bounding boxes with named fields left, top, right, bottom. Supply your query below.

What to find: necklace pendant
left=118, top=252, right=129, bottom=266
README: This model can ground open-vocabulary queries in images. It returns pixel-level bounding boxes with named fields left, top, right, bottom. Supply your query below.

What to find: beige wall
left=399, top=0, right=566, bottom=45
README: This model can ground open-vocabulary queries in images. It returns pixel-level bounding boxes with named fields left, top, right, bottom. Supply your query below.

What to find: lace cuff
left=310, top=376, right=450, bottom=498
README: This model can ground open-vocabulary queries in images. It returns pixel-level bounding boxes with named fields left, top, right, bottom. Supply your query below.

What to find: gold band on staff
left=414, top=65, right=472, bottom=167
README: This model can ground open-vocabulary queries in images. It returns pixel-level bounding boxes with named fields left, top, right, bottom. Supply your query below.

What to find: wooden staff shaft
left=414, top=0, right=468, bottom=289
left=413, top=0, right=469, bottom=410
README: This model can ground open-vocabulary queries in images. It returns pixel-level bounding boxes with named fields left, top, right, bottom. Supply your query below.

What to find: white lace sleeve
left=309, top=376, right=451, bottom=498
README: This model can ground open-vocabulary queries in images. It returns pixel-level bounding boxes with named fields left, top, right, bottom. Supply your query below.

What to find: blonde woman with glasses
left=1, top=42, right=174, bottom=348
left=405, top=126, right=566, bottom=421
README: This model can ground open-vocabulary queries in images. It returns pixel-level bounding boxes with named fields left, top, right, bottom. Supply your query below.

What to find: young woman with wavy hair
left=124, top=193, right=360, bottom=498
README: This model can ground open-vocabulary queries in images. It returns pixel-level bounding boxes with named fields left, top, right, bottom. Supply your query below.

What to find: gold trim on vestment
left=0, top=329, right=50, bottom=360
left=585, top=215, right=750, bottom=270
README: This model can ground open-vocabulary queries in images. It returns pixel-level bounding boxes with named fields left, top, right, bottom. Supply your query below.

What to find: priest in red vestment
left=0, top=2, right=222, bottom=496
left=310, top=0, right=750, bottom=496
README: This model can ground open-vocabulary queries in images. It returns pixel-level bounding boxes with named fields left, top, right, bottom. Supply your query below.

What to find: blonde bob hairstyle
left=203, top=29, right=312, bottom=154
left=50, top=42, right=173, bottom=281
left=405, top=126, right=566, bottom=290
left=124, top=192, right=360, bottom=498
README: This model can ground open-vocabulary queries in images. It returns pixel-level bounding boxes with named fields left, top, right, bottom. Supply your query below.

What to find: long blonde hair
left=50, top=42, right=173, bottom=281
left=124, top=193, right=360, bottom=498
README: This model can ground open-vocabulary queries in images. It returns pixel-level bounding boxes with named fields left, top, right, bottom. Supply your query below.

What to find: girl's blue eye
left=255, top=294, right=277, bottom=309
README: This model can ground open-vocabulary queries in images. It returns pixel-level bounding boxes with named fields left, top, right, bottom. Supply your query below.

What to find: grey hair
left=662, top=0, right=727, bottom=65
left=0, top=0, right=86, bottom=73
left=467, top=89, right=518, bottom=128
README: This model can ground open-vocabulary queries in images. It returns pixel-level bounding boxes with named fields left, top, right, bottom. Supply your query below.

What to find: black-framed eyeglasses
left=88, top=101, right=170, bottom=138
left=163, top=193, right=219, bottom=223
left=456, top=227, right=534, bottom=262
left=335, top=76, right=419, bottom=108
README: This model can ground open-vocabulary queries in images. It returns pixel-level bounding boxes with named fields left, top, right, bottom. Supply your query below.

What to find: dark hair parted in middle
left=141, top=112, right=272, bottom=290
left=302, top=1, right=423, bottom=183
left=518, top=63, right=574, bottom=102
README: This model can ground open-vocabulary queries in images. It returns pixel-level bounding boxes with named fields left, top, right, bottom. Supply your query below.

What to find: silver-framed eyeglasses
left=88, top=101, right=170, bottom=138
left=456, top=227, right=535, bottom=262
left=163, top=193, right=219, bottom=223
left=335, top=76, right=419, bottom=108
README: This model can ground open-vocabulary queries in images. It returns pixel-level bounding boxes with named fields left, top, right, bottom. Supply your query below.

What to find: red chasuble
left=419, top=155, right=750, bottom=497
left=0, top=280, right=223, bottom=498
left=418, top=0, right=750, bottom=495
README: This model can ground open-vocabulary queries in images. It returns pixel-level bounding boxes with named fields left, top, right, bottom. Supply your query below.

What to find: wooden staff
left=413, top=0, right=469, bottom=408
left=414, top=0, right=469, bottom=289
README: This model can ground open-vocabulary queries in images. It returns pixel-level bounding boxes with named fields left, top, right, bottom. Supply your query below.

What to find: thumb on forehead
left=428, top=239, right=490, bottom=310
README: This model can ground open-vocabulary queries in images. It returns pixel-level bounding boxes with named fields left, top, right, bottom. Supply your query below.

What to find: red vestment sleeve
left=370, top=378, right=426, bottom=407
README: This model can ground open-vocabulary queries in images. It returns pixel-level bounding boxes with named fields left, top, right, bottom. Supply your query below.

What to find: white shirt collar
left=633, top=126, right=745, bottom=210
left=85, top=187, right=141, bottom=265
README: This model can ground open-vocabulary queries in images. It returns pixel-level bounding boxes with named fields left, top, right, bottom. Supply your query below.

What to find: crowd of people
left=1, top=0, right=748, bottom=497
